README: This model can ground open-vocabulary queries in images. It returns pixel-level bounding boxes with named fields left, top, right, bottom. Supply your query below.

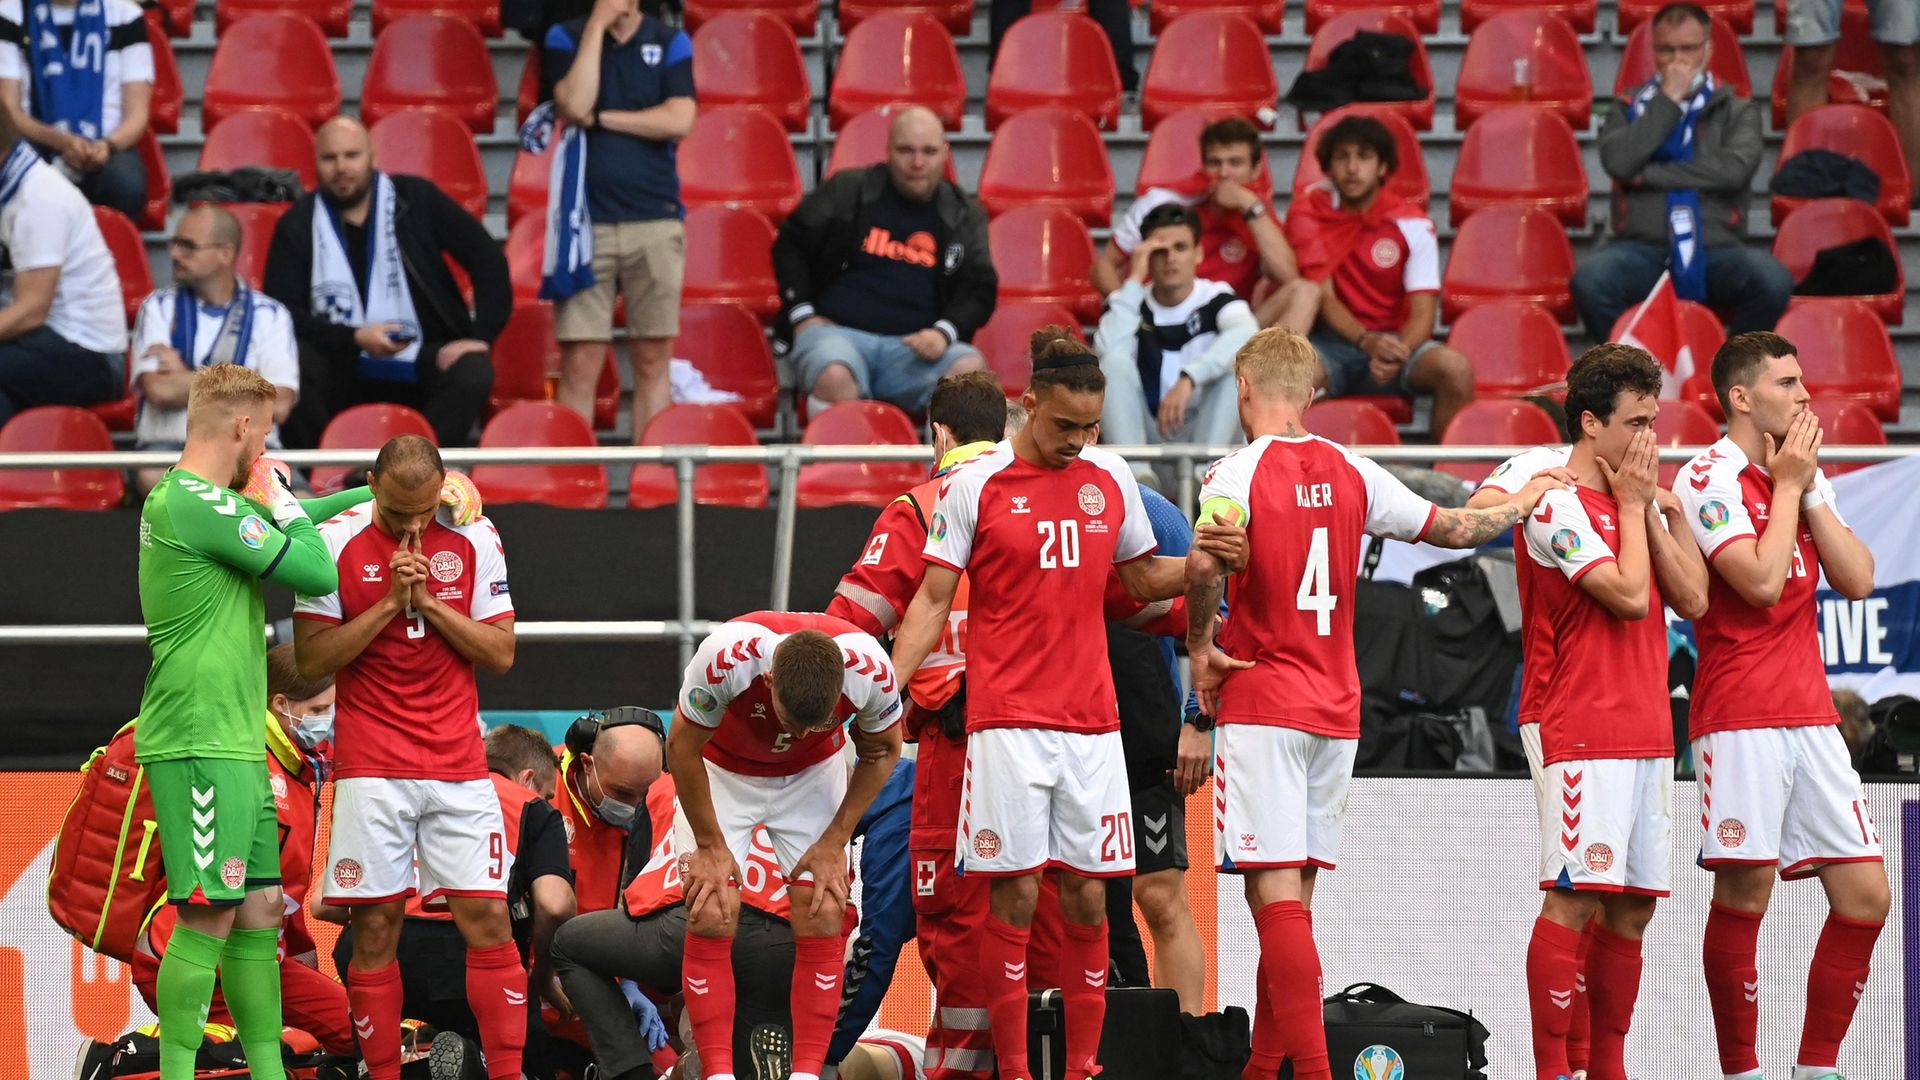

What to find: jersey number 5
left=1038, top=520, right=1081, bottom=569
left=1297, top=526, right=1336, bottom=636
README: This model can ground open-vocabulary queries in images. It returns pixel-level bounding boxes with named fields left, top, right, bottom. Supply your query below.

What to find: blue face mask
left=585, top=760, right=636, bottom=830
left=286, top=707, right=334, bottom=752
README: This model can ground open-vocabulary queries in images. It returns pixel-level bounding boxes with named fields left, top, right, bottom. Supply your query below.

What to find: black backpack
left=1284, top=983, right=1491, bottom=1080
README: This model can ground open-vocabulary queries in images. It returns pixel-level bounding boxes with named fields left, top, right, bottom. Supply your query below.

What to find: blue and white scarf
left=311, top=172, right=423, bottom=383
left=26, top=0, right=108, bottom=141
left=0, top=136, right=41, bottom=207
left=171, top=282, right=256, bottom=370
left=1628, top=73, right=1715, bottom=302
left=520, top=102, right=594, bottom=301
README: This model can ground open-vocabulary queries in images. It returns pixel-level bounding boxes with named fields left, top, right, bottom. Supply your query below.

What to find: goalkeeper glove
left=440, top=469, right=483, bottom=526
left=240, top=456, right=306, bottom=528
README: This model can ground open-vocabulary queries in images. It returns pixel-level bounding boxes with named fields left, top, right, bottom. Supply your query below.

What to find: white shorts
left=957, top=727, right=1133, bottom=877
left=1539, top=757, right=1672, bottom=896
left=1521, top=723, right=1557, bottom=883
left=673, top=751, right=850, bottom=884
left=323, top=777, right=511, bottom=905
left=1214, top=725, right=1358, bottom=872
left=1696, top=725, right=1883, bottom=879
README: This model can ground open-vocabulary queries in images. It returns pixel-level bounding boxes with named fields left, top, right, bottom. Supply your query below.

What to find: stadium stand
left=0, top=408, right=125, bottom=511
left=370, top=110, right=491, bottom=218
left=971, top=299, right=1083, bottom=396
left=1139, top=12, right=1278, bottom=129
left=1440, top=204, right=1578, bottom=323
left=986, top=10, right=1123, bottom=131
left=473, top=401, right=610, bottom=509
left=828, top=12, right=967, bottom=129
left=1771, top=104, right=1911, bottom=227
left=987, top=204, right=1102, bottom=320
left=627, top=404, right=771, bottom=508
left=359, top=14, right=500, bottom=131
left=1448, top=106, right=1589, bottom=227
left=1304, top=0, right=1437, bottom=34
left=676, top=106, right=805, bottom=221
left=681, top=206, right=783, bottom=320
left=1435, top=398, right=1564, bottom=481
left=1300, top=10, right=1436, bottom=130
left=1302, top=398, right=1402, bottom=445
left=196, top=108, right=319, bottom=189
left=94, top=209, right=150, bottom=329
left=199, top=13, right=342, bottom=129
left=1444, top=300, right=1573, bottom=398
left=692, top=11, right=813, bottom=132
left=795, top=400, right=926, bottom=507
left=1453, top=11, right=1592, bottom=129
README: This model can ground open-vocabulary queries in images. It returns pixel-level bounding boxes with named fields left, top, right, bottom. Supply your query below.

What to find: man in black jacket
left=264, top=117, right=512, bottom=448
left=773, top=106, right=996, bottom=414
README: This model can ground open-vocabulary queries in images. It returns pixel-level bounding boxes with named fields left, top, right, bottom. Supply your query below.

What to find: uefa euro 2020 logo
left=1354, top=1044, right=1404, bottom=1080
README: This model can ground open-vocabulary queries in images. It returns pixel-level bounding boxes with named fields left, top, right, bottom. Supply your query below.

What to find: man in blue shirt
left=547, top=0, right=695, bottom=440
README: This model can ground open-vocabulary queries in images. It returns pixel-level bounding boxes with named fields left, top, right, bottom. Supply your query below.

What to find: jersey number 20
left=1038, top=520, right=1081, bottom=568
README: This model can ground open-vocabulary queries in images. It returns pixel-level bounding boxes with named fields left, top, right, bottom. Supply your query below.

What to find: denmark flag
left=1613, top=270, right=1693, bottom=399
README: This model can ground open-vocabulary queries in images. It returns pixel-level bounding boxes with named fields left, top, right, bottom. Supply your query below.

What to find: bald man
left=264, top=116, right=512, bottom=449
left=556, top=708, right=668, bottom=915
left=773, top=106, right=997, bottom=415
left=132, top=204, right=300, bottom=493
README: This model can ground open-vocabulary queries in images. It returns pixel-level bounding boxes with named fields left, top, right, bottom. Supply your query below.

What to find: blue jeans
left=791, top=324, right=981, bottom=412
left=74, top=148, right=147, bottom=223
left=1570, top=241, right=1794, bottom=344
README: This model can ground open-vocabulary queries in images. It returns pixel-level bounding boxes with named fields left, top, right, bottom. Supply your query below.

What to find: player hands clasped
left=1677, top=333, right=1887, bottom=1080
left=669, top=613, right=905, bottom=1080
left=1180, top=328, right=1563, bottom=1080
left=292, top=434, right=523, bottom=1080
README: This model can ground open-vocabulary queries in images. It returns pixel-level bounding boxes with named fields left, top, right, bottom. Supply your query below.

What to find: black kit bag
left=1028, top=987, right=1184, bottom=1080
left=1292, top=983, right=1491, bottom=1080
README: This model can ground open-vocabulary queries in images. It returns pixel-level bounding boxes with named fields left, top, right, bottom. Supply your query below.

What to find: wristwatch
left=1184, top=707, right=1217, bottom=733
left=1242, top=202, right=1268, bottom=222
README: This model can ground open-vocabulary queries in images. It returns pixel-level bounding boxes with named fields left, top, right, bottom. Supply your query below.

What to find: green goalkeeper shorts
left=145, top=757, right=281, bottom=905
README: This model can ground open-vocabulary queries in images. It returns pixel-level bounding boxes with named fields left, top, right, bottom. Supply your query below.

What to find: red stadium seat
left=988, top=205, right=1101, bottom=320
left=829, top=13, right=965, bottom=130
left=1771, top=4, right=1881, bottom=129
left=1808, top=400, right=1886, bottom=476
left=1445, top=300, right=1571, bottom=396
left=1614, top=17, right=1750, bottom=99
left=90, top=355, right=136, bottom=432
left=1774, top=198, right=1905, bottom=323
left=0, top=407, right=123, bottom=510
left=1620, top=0, right=1750, bottom=32
left=1304, top=0, right=1436, bottom=33
left=678, top=106, right=804, bottom=221
left=506, top=141, right=550, bottom=228
left=987, top=12, right=1122, bottom=131
left=837, top=0, right=970, bottom=34
left=1293, top=105, right=1430, bottom=209
left=489, top=302, right=559, bottom=415
left=1436, top=400, right=1563, bottom=482
left=826, top=108, right=960, bottom=181
left=1141, top=13, right=1278, bottom=130
left=1461, top=0, right=1593, bottom=33
left=682, top=207, right=781, bottom=319
left=147, top=18, right=181, bottom=134
left=628, top=405, right=769, bottom=508
left=309, top=404, right=437, bottom=495
left=971, top=301, right=1081, bottom=396
left=676, top=303, right=780, bottom=427
left=202, top=14, right=342, bottom=129
left=1774, top=299, right=1902, bottom=421
left=684, top=0, right=816, bottom=35
left=505, top=214, right=544, bottom=303
left=473, top=402, right=609, bottom=509
left=1653, top=399, right=1722, bottom=486
left=135, top=128, right=170, bottom=231
left=1620, top=302, right=1730, bottom=418
left=976, top=108, right=1113, bottom=225
left=1137, top=107, right=1250, bottom=193
left=373, top=0, right=502, bottom=36
left=93, top=208, right=149, bottom=327
left=797, top=401, right=927, bottom=508
left=198, top=108, right=317, bottom=189
left=1449, top=107, right=1588, bottom=228
left=151, top=0, right=192, bottom=34
left=516, top=50, right=541, bottom=128
left=1440, top=205, right=1577, bottom=323
left=1301, top=11, right=1434, bottom=130
left=1149, top=0, right=1283, bottom=35
left=226, top=203, right=290, bottom=290
left=1772, top=105, right=1910, bottom=227
left=217, top=0, right=351, bottom=36
left=1303, top=399, right=1401, bottom=444
left=370, top=110, right=488, bottom=218
left=1454, top=12, right=1592, bottom=131
left=693, top=13, right=810, bottom=133
left=361, top=16, right=499, bottom=133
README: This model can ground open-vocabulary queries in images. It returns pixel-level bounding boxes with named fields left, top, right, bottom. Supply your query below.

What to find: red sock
left=1524, top=916, right=1581, bottom=1080
left=789, top=934, right=846, bottom=1078
left=1252, top=901, right=1328, bottom=1080
left=980, top=915, right=1033, bottom=1080
left=1583, top=922, right=1644, bottom=1080
left=1566, top=923, right=1594, bottom=1075
left=683, top=933, right=739, bottom=1078
left=464, top=941, right=528, bottom=1080
left=347, top=960, right=404, bottom=1080
left=1702, top=902, right=1764, bottom=1076
left=1060, top=920, right=1110, bottom=1080
left=1797, top=913, right=1882, bottom=1068
left=1243, top=974, right=1283, bottom=1080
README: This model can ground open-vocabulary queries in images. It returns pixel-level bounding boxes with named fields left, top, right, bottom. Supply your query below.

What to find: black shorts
left=1131, top=777, right=1188, bottom=874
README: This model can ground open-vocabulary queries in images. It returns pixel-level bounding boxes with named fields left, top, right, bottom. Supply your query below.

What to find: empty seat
left=489, top=302, right=559, bottom=415
left=987, top=11, right=1121, bottom=131
left=678, top=106, right=804, bottom=221
left=373, top=0, right=501, bottom=36
left=0, top=407, right=123, bottom=510
left=226, top=203, right=290, bottom=289
left=94, top=208, right=149, bottom=327
left=837, top=0, right=971, bottom=33
left=506, top=137, right=552, bottom=227
left=976, top=108, right=1114, bottom=225
left=1654, top=399, right=1722, bottom=485
left=1620, top=0, right=1751, bottom=32
left=515, top=49, right=541, bottom=127
left=1436, top=400, right=1563, bottom=482
left=1808, top=400, right=1886, bottom=476
left=971, top=301, right=1082, bottom=395
left=197, top=108, right=317, bottom=189
left=1441, top=204, right=1577, bottom=322
left=693, top=13, right=810, bottom=133
left=683, top=0, right=816, bottom=35
left=217, top=0, right=352, bottom=35
left=1772, top=105, right=1911, bottom=227
left=473, top=402, right=609, bottom=509
left=682, top=207, right=780, bottom=318
left=1300, top=11, right=1434, bottom=130
left=1445, top=300, right=1571, bottom=396
left=147, top=19, right=181, bottom=134
left=826, top=107, right=960, bottom=181
left=988, top=205, right=1101, bottom=320
left=362, top=16, right=498, bottom=132
left=1771, top=4, right=1881, bottom=128
left=1151, top=0, right=1282, bottom=32
left=1614, top=16, right=1750, bottom=99
left=829, top=13, right=965, bottom=130
left=1293, top=105, right=1430, bottom=209
left=1454, top=11, right=1592, bottom=131
left=505, top=214, right=545, bottom=302
left=135, top=129, right=169, bottom=230
left=370, top=110, right=488, bottom=217
left=1774, top=198, right=1905, bottom=323
left=797, top=401, right=927, bottom=508
left=201, top=14, right=342, bottom=129
left=1450, top=107, right=1588, bottom=227
left=1141, top=13, right=1278, bottom=130
left=90, top=357, right=135, bottom=433
left=1774, top=299, right=1902, bottom=420
left=1303, top=399, right=1401, bottom=444
left=676, top=303, right=780, bottom=427
left=1304, top=0, right=1436, bottom=33
left=1461, top=0, right=1594, bottom=33
left=628, top=405, right=770, bottom=508
left=310, top=404, right=437, bottom=495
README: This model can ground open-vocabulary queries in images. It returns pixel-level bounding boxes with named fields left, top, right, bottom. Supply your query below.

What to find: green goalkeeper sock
left=155, top=924, right=222, bottom=1080
left=219, top=926, right=287, bottom=1080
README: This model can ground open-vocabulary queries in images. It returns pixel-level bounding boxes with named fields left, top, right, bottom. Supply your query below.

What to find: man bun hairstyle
left=1710, top=331, right=1795, bottom=416
left=772, top=630, right=846, bottom=731
left=1028, top=328, right=1105, bottom=395
left=929, top=370, right=1009, bottom=444
left=1563, top=343, right=1664, bottom=441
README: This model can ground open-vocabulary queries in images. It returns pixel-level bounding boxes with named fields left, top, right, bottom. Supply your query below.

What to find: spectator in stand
left=1093, top=116, right=1317, bottom=331
left=131, top=205, right=299, bottom=495
left=547, top=0, right=696, bottom=440
left=1785, top=0, right=1920, bottom=204
left=1285, top=113, right=1474, bottom=436
left=1575, top=4, right=1792, bottom=342
left=774, top=106, right=996, bottom=416
left=265, top=117, right=511, bottom=449
left=990, top=0, right=1136, bottom=93
left=0, top=0, right=150, bottom=220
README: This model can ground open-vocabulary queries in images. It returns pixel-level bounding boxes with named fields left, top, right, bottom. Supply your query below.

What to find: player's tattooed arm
left=1185, top=546, right=1251, bottom=715
left=1426, top=473, right=1566, bottom=549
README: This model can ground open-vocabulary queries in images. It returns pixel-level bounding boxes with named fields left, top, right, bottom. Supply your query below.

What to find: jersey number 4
left=1297, top=526, right=1336, bottom=636
left=1038, top=520, right=1081, bottom=569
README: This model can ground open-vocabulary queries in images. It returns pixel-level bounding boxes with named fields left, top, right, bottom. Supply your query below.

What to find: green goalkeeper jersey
left=134, top=468, right=367, bottom=763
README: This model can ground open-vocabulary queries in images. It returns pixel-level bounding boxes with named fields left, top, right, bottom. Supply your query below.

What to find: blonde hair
left=185, top=364, right=276, bottom=436
left=1234, top=327, right=1319, bottom=405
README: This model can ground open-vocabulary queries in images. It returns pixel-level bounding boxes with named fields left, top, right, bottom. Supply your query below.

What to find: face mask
left=586, top=761, right=637, bottom=829
left=287, top=708, right=334, bottom=752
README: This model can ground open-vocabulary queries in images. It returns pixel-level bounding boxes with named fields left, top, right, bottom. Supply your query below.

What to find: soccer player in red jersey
left=669, top=611, right=904, bottom=1080
left=1676, top=332, right=1887, bottom=1080
left=1182, top=329, right=1562, bottom=1080
left=1516, top=346, right=1709, bottom=1080
left=292, top=436, right=523, bottom=1080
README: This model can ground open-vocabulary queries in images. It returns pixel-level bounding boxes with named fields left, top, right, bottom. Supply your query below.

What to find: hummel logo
left=1011, top=495, right=1031, bottom=514
left=1003, top=961, right=1027, bottom=980
left=814, top=972, right=839, bottom=990
left=1548, top=990, right=1572, bottom=1009
left=191, top=786, right=214, bottom=808
left=1083, top=968, right=1107, bottom=988
left=354, top=1015, right=375, bottom=1040
left=687, top=977, right=711, bottom=996
left=1744, top=980, right=1759, bottom=1003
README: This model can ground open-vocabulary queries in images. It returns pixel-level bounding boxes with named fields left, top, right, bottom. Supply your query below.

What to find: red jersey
left=556, top=749, right=630, bottom=913
left=1678, top=437, right=1845, bottom=737
left=1199, top=435, right=1436, bottom=738
left=922, top=443, right=1158, bottom=734
left=623, top=774, right=794, bottom=921
left=1284, top=183, right=1439, bottom=332
left=1522, top=485, right=1673, bottom=764
left=676, top=611, right=902, bottom=777
left=827, top=442, right=995, bottom=640
left=294, top=503, right=513, bottom=781
left=1476, top=444, right=1572, bottom=727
